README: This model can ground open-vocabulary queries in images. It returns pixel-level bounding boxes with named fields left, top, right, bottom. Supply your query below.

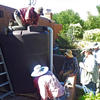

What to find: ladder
left=0, top=48, right=14, bottom=100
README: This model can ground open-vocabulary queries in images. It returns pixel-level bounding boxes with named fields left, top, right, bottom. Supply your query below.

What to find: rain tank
left=0, top=26, right=50, bottom=93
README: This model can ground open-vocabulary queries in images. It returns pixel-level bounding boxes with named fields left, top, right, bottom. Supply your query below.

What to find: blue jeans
left=53, top=94, right=66, bottom=100
left=53, top=89, right=69, bottom=100
left=85, top=82, right=96, bottom=94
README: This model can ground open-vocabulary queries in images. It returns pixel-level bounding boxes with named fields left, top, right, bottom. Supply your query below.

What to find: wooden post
left=64, top=75, right=76, bottom=100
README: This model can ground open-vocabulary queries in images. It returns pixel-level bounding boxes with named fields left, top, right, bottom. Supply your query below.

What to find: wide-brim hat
left=31, top=65, right=48, bottom=77
left=81, top=47, right=92, bottom=54
left=93, top=43, right=99, bottom=48
left=64, top=49, right=73, bottom=58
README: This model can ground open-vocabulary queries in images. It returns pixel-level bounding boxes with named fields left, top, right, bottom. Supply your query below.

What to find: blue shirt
left=62, top=57, right=79, bottom=75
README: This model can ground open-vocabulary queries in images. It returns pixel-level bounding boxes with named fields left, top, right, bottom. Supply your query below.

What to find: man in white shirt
left=79, top=47, right=99, bottom=94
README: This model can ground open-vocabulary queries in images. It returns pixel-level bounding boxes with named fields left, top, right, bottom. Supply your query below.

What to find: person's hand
left=63, top=70, right=72, bottom=77
left=69, top=73, right=74, bottom=77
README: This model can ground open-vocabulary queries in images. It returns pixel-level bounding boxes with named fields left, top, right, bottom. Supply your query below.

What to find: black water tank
left=0, top=26, right=50, bottom=93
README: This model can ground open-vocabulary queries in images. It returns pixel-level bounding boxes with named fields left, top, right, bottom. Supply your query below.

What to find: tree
left=96, top=5, right=100, bottom=15
left=68, top=23, right=83, bottom=39
left=83, top=12, right=100, bottom=30
left=52, top=9, right=84, bottom=33
left=52, top=9, right=84, bottom=49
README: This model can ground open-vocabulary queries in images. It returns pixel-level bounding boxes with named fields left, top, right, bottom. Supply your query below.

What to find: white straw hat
left=31, top=65, right=49, bottom=77
left=81, top=47, right=92, bottom=54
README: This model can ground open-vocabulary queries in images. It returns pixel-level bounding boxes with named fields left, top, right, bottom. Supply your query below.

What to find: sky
left=0, top=0, right=100, bottom=20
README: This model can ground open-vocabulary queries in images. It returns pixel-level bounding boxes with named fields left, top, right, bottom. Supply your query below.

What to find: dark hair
left=86, top=49, right=93, bottom=54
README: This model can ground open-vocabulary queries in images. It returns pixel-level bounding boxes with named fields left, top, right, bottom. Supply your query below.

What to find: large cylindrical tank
left=0, top=26, right=50, bottom=93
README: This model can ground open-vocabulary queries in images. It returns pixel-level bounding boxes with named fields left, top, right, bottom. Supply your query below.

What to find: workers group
left=9, top=4, right=100, bottom=100
left=31, top=43, right=100, bottom=100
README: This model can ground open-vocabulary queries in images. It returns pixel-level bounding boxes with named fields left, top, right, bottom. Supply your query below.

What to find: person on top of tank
left=8, top=3, right=43, bottom=31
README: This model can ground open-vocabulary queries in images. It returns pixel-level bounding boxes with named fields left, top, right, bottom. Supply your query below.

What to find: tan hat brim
left=65, top=52, right=73, bottom=58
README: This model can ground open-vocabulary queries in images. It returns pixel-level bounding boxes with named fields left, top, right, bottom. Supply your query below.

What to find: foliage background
left=52, top=5, right=100, bottom=49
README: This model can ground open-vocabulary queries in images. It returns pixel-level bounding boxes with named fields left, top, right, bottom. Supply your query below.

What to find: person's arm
left=59, top=61, right=66, bottom=75
left=63, top=70, right=73, bottom=76
left=73, top=57, right=79, bottom=74
left=80, top=56, right=95, bottom=73
left=38, top=77, right=48, bottom=100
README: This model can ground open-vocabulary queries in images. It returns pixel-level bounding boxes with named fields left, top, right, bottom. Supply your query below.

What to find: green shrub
left=56, top=32, right=76, bottom=49
left=78, top=92, right=100, bottom=100
left=52, top=9, right=84, bottom=34
left=68, top=23, right=83, bottom=39
left=83, top=29, right=100, bottom=42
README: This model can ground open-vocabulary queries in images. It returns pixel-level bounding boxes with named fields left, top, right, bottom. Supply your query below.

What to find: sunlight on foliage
left=78, top=92, right=100, bottom=100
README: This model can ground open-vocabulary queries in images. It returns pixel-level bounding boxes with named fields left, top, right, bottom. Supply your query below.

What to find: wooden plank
left=64, top=75, right=76, bottom=100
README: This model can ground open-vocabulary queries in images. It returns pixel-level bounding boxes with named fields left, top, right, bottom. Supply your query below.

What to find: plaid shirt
left=34, top=71, right=65, bottom=100
left=19, top=6, right=39, bottom=25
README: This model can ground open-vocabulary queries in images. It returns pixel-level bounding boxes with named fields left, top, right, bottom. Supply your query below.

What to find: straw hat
left=64, top=49, right=73, bottom=58
left=31, top=65, right=48, bottom=77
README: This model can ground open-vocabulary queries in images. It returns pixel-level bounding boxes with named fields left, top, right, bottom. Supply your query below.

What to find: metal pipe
left=29, top=0, right=31, bottom=5
left=47, top=27, right=53, bottom=72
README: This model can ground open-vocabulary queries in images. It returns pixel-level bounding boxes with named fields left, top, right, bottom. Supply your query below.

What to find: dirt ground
left=4, top=96, right=34, bottom=100
left=3, top=93, right=40, bottom=100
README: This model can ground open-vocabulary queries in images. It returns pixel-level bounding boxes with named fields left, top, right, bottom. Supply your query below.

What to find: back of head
left=64, top=49, right=73, bottom=58
left=93, top=43, right=99, bottom=49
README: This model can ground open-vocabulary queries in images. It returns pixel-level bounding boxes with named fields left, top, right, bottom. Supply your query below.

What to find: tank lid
left=27, top=26, right=48, bottom=32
